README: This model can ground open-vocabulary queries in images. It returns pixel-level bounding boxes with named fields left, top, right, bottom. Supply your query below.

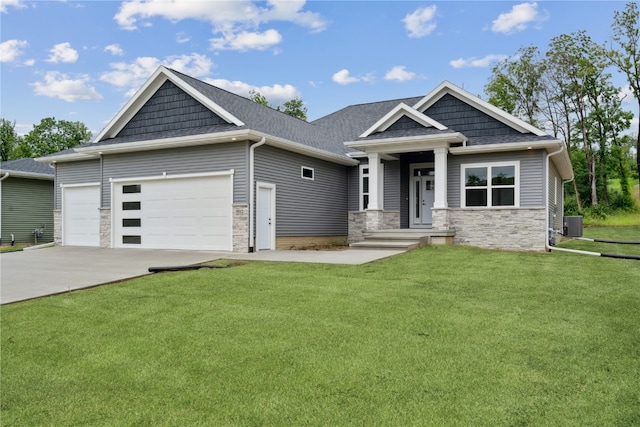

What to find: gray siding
left=1, top=178, right=54, bottom=244
left=424, top=93, right=521, bottom=137
left=383, top=160, right=401, bottom=211
left=117, top=80, right=227, bottom=138
left=55, top=160, right=101, bottom=209
left=548, top=162, right=561, bottom=230
left=102, top=142, right=249, bottom=206
left=347, top=164, right=360, bottom=211
left=447, top=150, right=545, bottom=208
left=255, top=145, right=348, bottom=236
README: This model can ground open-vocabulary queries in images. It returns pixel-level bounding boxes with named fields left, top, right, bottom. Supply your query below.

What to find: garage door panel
left=63, top=185, right=100, bottom=247
left=113, top=174, right=232, bottom=251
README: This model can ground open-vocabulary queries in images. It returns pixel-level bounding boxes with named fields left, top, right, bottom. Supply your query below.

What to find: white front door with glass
left=410, top=165, right=435, bottom=227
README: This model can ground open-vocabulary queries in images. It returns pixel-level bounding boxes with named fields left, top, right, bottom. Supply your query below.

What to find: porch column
left=367, top=152, right=381, bottom=210
left=433, top=147, right=448, bottom=208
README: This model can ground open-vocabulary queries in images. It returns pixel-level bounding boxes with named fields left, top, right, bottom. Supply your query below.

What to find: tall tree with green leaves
left=608, top=1, right=640, bottom=195
left=0, top=118, right=20, bottom=161
left=485, top=45, right=544, bottom=126
left=13, top=117, right=91, bottom=158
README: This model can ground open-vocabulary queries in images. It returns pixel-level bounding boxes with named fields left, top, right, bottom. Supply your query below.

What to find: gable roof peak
left=413, top=80, right=547, bottom=137
left=359, top=102, right=447, bottom=138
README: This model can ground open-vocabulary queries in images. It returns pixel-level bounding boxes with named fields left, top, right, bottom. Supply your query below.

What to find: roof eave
left=344, top=133, right=467, bottom=154
left=0, top=170, right=54, bottom=180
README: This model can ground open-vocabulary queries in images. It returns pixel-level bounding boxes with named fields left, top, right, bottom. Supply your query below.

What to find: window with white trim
left=360, top=165, right=369, bottom=210
left=461, top=162, right=519, bottom=207
left=301, top=166, right=314, bottom=180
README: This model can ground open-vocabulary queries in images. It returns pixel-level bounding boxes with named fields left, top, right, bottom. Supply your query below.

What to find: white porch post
left=367, top=152, right=381, bottom=210
left=433, top=147, right=448, bottom=208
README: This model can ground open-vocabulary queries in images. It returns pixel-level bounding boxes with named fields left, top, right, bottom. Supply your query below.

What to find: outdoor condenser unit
left=563, top=216, right=583, bottom=238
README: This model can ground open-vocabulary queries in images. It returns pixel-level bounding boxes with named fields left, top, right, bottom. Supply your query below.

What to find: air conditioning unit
left=563, top=216, right=583, bottom=237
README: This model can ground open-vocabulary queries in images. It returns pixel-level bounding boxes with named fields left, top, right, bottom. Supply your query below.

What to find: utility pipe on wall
left=248, top=137, right=266, bottom=252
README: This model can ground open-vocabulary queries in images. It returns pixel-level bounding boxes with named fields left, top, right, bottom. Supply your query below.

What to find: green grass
left=557, top=226, right=640, bottom=257
left=2, top=244, right=640, bottom=426
left=0, top=245, right=26, bottom=253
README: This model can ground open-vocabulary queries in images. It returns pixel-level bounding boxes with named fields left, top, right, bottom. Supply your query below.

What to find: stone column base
left=431, top=208, right=450, bottom=231
left=233, top=204, right=249, bottom=253
left=53, top=209, right=62, bottom=246
left=365, top=209, right=385, bottom=231
left=99, top=208, right=111, bottom=248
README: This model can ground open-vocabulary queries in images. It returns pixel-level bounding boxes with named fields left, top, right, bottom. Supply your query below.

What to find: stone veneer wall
left=99, top=208, right=111, bottom=248
left=348, top=211, right=366, bottom=242
left=233, top=204, right=249, bottom=253
left=382, top=211, right=400, bottom=229
left=53, top=209, right=62, bottom=245
left=447, top=207, right=547, bottom=251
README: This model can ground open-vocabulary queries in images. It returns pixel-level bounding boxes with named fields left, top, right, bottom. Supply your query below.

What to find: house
left=36, top=66, right=573, bottom=252
left=1, top=158, right=54, bottom=245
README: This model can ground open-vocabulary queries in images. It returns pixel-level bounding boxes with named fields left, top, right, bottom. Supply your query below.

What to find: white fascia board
left=34, top=152, right=99, bottom=163
left=345, top=132, right=466, bottom=154
left=359, top=103, right=447, bottom=138
left=93, top=66, right=244, bottom=143
left=413, top=81, right=547, bottom=137
left=0, top=170, right=54, bottom=180
left=248, top=131, right=358, bottom=166
left=77, top=129, right=254, bottom=156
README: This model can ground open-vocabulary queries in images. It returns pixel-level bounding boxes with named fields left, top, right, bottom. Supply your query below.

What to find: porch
left=349, top=228, right=455, bottom=250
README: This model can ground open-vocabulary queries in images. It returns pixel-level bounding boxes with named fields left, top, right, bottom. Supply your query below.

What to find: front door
left=410, top=165, right=435, bottom=227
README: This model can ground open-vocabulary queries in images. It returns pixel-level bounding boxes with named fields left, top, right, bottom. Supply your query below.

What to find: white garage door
left=63, top=184, right=100, bottom=246
left=113, top=173, right=233, bottom=251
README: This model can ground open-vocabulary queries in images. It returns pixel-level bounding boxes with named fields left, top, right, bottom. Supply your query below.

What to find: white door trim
left=409, top=163, right=435, bottom=228
left=256, top=181, right=276, bottom=251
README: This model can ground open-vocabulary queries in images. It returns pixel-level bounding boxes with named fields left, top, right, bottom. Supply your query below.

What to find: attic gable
left=412, top=81, right=546, bottom=136
left=94, top=66, right=244, bottom=142
left=359, top=102, right=447, bottom=138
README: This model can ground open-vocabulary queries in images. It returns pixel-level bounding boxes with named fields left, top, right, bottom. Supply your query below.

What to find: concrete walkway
left=0, top=246, right=404, bottom=304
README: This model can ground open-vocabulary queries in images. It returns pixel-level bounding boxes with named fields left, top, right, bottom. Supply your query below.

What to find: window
left=360, top=166, right=369, bottom=210
left=461, top=162, right=519, bottom=207
left=122, top=235, right=141, bottom=244
left=122, top=218, right=141, bottom=227
left=122, top=201, right=141, bottom=210
left=301, top=166, right=314, bottom=180
left=122, top=184, right=141, bottom=194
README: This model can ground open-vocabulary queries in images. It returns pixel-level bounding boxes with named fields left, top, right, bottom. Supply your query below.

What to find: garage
left=63, top=184, right=100, bottom=246
left=112, top=172, right=233, bottom=251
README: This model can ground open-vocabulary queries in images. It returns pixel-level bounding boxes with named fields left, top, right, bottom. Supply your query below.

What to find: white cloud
left=491, top=2, right=548, bottom=34
left=100, top=53, right=214, bottom=93
left=210, top=29, right=282, bottom=51
left=449, top=54, right=508, bottom=69
left=104, top=44, right=124, bottom=56
left=32, top=72, right=103, bottom=102
left=204, top=78, right=299, bottom=104
left=0, top=0, right=25, bottom=13
left=619, top=85, right=635, bottom=103
left=176, top=31, right=191, bottom=44
left=385, top=66, right=416, bottom=82
left=403, top=5, right=437, bottom=38
left=0, top=39, right=28, bottom=63
left=46, top=42, right=79, bottom=63
left=332, top=69, right=359, bottom=85
left=114, top=0, right=326, bottom=52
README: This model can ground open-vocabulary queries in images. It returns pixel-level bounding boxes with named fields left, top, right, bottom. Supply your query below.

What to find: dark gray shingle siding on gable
left=117, top=80, right=228, bottom=138
left=424, top=93, right=522, bottom=138
left=254, top=145, right=348, bottom=237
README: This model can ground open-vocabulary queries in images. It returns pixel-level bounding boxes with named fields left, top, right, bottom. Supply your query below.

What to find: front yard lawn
left=2, top=244, right=639, bottom=426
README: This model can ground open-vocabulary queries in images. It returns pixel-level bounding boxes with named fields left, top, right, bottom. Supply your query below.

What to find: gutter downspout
left=249, top=137, right=266, bottom=252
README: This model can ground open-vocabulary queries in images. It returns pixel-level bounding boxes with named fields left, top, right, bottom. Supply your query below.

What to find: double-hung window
left=461, top=162, right=519, bottom=207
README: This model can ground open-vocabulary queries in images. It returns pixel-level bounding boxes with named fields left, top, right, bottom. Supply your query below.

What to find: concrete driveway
left=1, top=246, right=404, bottom=304
left=0, top=246, right=223, bottom=304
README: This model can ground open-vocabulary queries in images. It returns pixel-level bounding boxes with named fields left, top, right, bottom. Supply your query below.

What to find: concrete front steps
left=349, top=229, right=455, bottom=251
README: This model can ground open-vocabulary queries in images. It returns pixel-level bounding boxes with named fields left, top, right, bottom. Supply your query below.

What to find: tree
left=485, top=45, right=544, bottom=126
left=249, top=91, right=308, bottom=121
left=13, top=118, right=91, bottom=158
left=278, top=97, right=308, bottom=121
left=0, top=118, right=20, bottom=161
left=609, top=1, right=640, bottom=196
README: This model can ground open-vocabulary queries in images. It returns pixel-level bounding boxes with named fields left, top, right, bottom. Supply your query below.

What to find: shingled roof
left=1, top=158, right=54, bottom=178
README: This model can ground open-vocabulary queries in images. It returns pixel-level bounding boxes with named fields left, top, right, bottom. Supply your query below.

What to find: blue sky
left=1, top=0, right=637, bottom=138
